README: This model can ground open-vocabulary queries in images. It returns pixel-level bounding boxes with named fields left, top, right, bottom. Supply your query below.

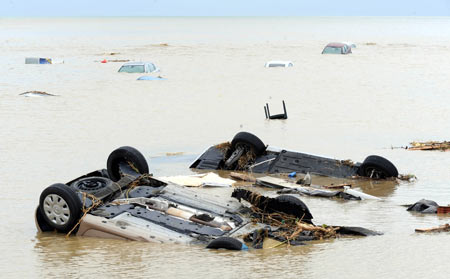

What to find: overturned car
left=190, top=132, right=399, bottom=179
left=36, top=146, right=381, bottom=250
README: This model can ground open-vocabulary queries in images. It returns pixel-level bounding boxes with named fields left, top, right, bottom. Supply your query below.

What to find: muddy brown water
left=1, top=17, right=450, bottom=278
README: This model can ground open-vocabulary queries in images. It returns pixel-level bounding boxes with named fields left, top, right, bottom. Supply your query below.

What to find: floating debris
left=165, top=152, right=184, bottom=156
left=407, top=199, right=438, bottom=213
left=397, top=174, right=417, bottom=182
left=19, top=91, right=57, bottom=97
left=322, top=183, right=352, bottom=189
left=264, top=100, right=287, bottom=120
left=215, top=142, right=231, bottom=152
left=415, top=224, right=450, bottom=233
left=152, top=43, right=169, bottom=47
left=408, top=141, right=450, bottom=151
left=232, top=188, right=313, bottom=223
left=25, top=57, right=64, bottom=64
left=339, top=159, right=355, bottom=167
left=159, top=172, right=234, bottom=187
left=242, top=201, right=381, bottom=248
left=229, top=172, right=256, bottom=182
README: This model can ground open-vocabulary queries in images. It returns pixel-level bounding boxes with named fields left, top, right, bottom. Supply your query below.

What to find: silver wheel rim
left=43, top=194, right=71, bottom=225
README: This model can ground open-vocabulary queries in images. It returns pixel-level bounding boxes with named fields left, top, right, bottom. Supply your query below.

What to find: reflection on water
left=33, top=232, right=326, bottom=278
left=1, top=17, right=450, bottom=278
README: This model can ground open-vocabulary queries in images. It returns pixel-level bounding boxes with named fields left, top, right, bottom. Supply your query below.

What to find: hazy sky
left=2, top=0, right=450, bottom=16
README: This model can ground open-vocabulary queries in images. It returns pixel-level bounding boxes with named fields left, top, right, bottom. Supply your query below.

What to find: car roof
left=121, top=62, right=154, bottom=66
left=325, top=42, right=346, bottom=48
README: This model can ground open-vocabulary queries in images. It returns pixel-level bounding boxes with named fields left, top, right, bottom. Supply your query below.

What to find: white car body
left=118, top=62, right=160, bottom=73
left=264, top=61, right=294, bottom=68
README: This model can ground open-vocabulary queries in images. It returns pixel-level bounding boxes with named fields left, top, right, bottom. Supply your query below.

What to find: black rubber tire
left=359, top=155, right=398, bottom=178
left=206, top=237, right=245, bottom=250
left=231, top=132, right=266, bottom=156
left=70, top=176, right=111, bottom=194
left=39, top=183, right=83, bottom=233
left=107, top=146, right=149, bottom=182
left=35, top=206, right=54, bottom=232
left=275, top=195, right=313, bottom=223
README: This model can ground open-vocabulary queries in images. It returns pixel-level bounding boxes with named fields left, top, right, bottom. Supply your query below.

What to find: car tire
left=39, top=183, right=82, bottom=233
left=275, top=195, right=313, bottom=223
left=70, top=176, right=112, bottom=195
left=107, top=146, right=149, bottom=182
left=35, top=206, right=54, bottom=232
left=231, top=132, right=266, bottom=156
left=359, top=155, right=398, bottom=178
left=206, top=237, right=247, bottom=250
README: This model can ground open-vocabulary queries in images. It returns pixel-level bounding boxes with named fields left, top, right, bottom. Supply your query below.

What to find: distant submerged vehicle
left=118, top=62, right=160, bottom=73
left=264, top=61, right=294, bottom=67
left=322, top=42, right=352, bottom=54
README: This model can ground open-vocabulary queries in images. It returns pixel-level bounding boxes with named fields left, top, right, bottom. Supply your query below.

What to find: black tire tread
left=231, top=132, right=266, bottom=155
left=206, top=237, right=244, bottom=250
left=39, top=183, right=82, bottom=233
left=107, top=146, right=149, bottom=181
left=360, top=155, right=398, bottom=178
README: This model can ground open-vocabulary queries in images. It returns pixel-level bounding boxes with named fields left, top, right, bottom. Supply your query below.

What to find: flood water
left=1, top=17, right=450, bottom=278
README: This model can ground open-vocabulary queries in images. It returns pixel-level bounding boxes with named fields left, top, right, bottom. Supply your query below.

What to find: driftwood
left=408, top=141, right=450, bottom=151
left=415, top=224, right=450, bottom=233
left=229, top=172, right=256, bottom=182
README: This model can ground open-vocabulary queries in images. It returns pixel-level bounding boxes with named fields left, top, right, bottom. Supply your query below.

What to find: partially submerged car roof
left=325, top=42, right=347, bottom=48
left=121, top=62, right=152, bottom=66
left=264, top=61, right=293, bottom=67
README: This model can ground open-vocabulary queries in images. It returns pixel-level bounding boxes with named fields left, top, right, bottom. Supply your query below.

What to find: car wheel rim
left=43, top=194, right=70, bottom=225
left=365, top=167, right=385, bottom=179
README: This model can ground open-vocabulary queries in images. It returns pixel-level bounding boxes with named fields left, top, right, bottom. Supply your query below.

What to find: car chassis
left=190, top=132, right=399, bottom=179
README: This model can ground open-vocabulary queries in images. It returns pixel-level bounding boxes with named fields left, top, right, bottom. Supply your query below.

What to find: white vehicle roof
left=122, top=62, right=154, bottom=66
left=264, top=61, right=294, bottom=67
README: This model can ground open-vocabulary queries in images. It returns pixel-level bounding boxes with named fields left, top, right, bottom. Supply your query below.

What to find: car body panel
left=264, top=61, right=294, bottom=67
left=190, top=145, right=360, bottom=178
left=322, top=42, right=352, bottom=54
left=118, top=62, right=160, bottom=73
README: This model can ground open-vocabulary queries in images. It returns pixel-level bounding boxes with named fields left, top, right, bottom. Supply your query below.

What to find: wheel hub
left=76, top=178, right=106, bottom=191
left=43, top=194, right=70, bottom=225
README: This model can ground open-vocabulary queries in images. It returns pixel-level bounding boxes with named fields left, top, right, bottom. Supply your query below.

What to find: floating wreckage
left=19, top=91, right=57, bottom=97
left=264, top=101, right=287, bottom=120
left=99, top=59, right=130, bottom=63
left=25, top=57, right=64, bottom=64
left=191, top=132, right=399, bottom=179
left=35, top=146, right=380, bottom=250
left=406, top=199, right=450, bottom=214
left=408, top=141, right=450, bottom=151
left=232, top=189, right=381, bottom=249
left=160, top=172, right=234, bottom=187
left=255, top=175, right=379, bottom=201
left=416, top=224, right=450, bottom=233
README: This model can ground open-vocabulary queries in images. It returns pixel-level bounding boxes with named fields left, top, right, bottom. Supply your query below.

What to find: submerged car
left=35, top=146, right=312, bottom=249
left=322, top=42, right=352, bottom=55
left=35, top=146, right=379, bottom=250
left=190, top=132, right=399, bottom=179
left=118, top=62, right=159, bottom=73
left=342, top=41, right=356, bottom=48
left=264, top=61, right=294, bottom=68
